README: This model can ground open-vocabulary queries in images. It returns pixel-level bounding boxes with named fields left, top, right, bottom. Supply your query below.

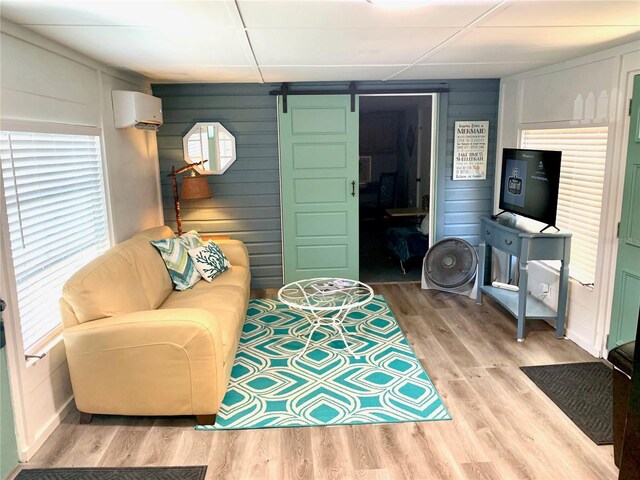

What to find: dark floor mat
left=15, top=466, right=207, bottom=480
left=520, top=362, right=613, bottom=445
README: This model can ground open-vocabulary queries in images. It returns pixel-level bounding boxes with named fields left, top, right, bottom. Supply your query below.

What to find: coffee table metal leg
left=294, top=318, right=322, bottom=360
left=336, top=325, right=359, bottom=359
left=294, top=307, right=360, bottom=360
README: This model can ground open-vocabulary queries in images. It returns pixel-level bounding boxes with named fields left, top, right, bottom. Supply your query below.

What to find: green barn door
left=608, top=74, right=640, bottom=349
left=278, top=95, right=359, bottom=283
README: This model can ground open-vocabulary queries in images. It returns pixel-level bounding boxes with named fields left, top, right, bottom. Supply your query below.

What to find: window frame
left=519, top=125, right=609, bottom=286
left=511, top=120, right=613, bottom=290
left=0, top=119, right=113, bottom=361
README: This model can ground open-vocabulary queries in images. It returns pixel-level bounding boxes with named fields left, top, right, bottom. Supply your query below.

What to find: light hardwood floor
left=16, top=284, right=618, bottom=480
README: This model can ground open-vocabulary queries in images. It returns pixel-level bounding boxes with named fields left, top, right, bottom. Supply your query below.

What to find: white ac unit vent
left=112, top=90, right=163, bottom=131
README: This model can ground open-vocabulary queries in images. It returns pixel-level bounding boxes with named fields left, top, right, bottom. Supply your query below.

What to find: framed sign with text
left=453, top=121, right=489, bottom=180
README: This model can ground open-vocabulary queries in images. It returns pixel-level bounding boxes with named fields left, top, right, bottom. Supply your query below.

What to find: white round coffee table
left=277, top=278, right=374, bottom=360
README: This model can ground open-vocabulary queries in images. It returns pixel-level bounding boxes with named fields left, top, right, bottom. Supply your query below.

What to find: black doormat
left=521, top=362, right=613, bottom=445
left=15, top=466, right=206, bottom=480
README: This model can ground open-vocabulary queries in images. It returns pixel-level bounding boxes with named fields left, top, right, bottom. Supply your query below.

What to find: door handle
left=351, top=180, right=356, bottom=197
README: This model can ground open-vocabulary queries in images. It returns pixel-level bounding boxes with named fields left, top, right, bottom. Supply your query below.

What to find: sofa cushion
left=63, top=227, right=176, bottom=324
left=191, top=265, right=250, bottom=291
left=119, top=236, right=173, bottom=309
left=159, top=283, right=247, bottom=359
left=63, top=242, right=151, bottom=323
left=150, top=231, right=203, bottom=291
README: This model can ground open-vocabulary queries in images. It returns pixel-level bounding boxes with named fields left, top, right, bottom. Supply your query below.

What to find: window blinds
left=0, top=131, right=109, bottom=354
left=521, top=127, right=608, bottom=285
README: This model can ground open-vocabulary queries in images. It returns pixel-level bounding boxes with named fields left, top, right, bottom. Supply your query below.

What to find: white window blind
left=521, top=127, right=608, bottom=285
left=0, top=130, right=109, bottom=355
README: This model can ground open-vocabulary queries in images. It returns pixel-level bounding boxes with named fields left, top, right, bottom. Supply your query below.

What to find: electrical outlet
left=540, top=283, right=550, bottom=294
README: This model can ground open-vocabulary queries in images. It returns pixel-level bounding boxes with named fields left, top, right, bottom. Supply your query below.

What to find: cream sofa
left=59, top=226, right=250, bottom=424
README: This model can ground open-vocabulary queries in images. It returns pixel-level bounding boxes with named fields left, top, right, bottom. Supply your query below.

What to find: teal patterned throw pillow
left=188, top=241, right=231, bottom=282
left=150, top=230, right=203, bottom=290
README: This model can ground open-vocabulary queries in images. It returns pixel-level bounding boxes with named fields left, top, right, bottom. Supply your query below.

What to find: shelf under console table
left=476, top=216, right=572, bottom=341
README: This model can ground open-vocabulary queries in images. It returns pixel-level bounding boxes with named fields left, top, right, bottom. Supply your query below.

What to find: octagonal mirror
left=182, top=122, right=236, bottom=175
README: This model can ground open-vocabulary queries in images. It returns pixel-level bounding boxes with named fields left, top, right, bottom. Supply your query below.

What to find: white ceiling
left=1, top=0, right=639, bottom=83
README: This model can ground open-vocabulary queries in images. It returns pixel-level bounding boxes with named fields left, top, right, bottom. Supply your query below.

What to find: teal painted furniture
left=476, top=216, right=571, bottom=341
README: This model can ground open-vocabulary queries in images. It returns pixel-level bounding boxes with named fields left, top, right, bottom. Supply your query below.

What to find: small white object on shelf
left=492, top=281, right=519, bottom=292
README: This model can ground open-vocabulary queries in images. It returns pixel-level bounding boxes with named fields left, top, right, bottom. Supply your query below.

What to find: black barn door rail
left=270, top=81, right=450, bottom=113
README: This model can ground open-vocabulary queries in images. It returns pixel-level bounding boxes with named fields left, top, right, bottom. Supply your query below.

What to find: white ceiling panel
left=0, top=0, right=241, bottom=28
left=395, top=62, right=548, bottom=79
left=482, top=1, right=640, bottom=27
left=1, top=0, right=639, bottom=82
left=260, top=65, right=403, bottom=82
left=427, top=26, right=640, bottom=64
left=26, top=25, right=253, bottom=67
left=238, top=0, right=500, bottom=28
left=140, top=66, right=261, bottom=83
left=249, top=27, right=459, bottom=65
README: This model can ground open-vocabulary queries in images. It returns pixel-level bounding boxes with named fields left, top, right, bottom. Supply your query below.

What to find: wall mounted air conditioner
left=112, top=90, right=163, bottom=131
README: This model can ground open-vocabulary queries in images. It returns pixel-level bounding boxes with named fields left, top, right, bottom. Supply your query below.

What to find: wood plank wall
left=152, top=84, right=281, bottom=289
left=441, top=80, right=500, bottom=246
left=152, top=80, right=499, bottom=288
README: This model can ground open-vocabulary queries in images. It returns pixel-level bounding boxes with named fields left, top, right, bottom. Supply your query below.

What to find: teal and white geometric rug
left=196, top=295, right=451, bottom=430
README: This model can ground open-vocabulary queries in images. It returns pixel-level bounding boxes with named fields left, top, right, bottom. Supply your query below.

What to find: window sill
left=531, top=260, right=595, bottom=292
left=25, top=332, right=64, bottom=368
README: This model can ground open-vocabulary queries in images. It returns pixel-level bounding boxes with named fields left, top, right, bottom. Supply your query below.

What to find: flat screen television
left=499, top=148, right=562, bottom=226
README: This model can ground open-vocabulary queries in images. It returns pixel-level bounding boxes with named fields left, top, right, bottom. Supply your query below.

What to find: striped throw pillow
left=150, top=230, right=203, bottom=290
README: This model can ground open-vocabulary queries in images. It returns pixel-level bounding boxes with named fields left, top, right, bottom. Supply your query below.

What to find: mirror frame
left=182, top=122, right=237, bottom=175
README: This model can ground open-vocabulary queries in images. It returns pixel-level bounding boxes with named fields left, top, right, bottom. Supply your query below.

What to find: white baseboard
left=565, top=331, right=601, bottom=358
left=21, top=395, right=74, bottom=462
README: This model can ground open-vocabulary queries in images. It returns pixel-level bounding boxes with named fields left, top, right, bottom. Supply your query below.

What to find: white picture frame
left=453, top=121, right=489, bottom=180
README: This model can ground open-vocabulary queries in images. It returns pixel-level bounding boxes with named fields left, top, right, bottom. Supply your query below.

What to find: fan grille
left=425, top=238, right=478, bottom=289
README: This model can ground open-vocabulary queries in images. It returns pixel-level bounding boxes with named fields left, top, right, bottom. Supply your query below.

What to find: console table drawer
left=491, top=229, right=521, bottom=256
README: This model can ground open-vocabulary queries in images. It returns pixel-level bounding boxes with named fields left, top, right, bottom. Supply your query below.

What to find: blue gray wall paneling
left=152, top=80, right=499, bottom=288
left=152, top=84, right=281, bottom=289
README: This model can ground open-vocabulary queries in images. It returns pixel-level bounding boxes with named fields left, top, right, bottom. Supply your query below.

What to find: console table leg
left=477, top=241, right=486, bottom=305
left=517, top=261, right=528, bottom=341
left=557, top=260, right=570, bottom=338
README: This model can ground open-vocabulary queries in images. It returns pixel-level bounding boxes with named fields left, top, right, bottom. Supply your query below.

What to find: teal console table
left=476, top=216, right=572, bottom=341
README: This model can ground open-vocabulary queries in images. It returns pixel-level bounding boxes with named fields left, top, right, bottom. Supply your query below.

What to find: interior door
left=608, top=74, right=640, bottom=349
left=279, top=95, right=359, bottom=283
left=1, top=301, right=19, bottom=478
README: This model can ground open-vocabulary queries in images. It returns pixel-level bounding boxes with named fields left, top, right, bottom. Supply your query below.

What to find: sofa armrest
left=215, top=239, right=250, bottom=269
left=63, top=308, right=225, bottom=416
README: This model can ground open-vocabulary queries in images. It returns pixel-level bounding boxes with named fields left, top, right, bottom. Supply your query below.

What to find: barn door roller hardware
left=270, top=82, right=449, bottom=113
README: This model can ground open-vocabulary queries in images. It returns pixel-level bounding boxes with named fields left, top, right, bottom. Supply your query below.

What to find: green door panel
left=293, top=144, right=347, bottom=170
left=297, top=245, right=348, bottom=270
left=609, top=74, right=640, bottom=349
left=295, top=212, right=348, bottom=237
left=279, top=95, right=359, bottom=283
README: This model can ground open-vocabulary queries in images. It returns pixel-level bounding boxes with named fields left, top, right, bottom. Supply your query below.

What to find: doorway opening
left=358, top=94, right=436, bottom=284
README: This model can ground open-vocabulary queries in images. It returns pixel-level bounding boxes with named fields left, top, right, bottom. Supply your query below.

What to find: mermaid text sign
left=453, top=121, right=489, bottom=180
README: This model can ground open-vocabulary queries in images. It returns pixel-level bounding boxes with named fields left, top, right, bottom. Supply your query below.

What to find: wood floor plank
left=96, top=417, right=156, bottom=467
left=345, top=425, right=384, bottom=471
left=461, top=461, right=505, bottom=480
left=20, top=284, right=617, bottom=480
